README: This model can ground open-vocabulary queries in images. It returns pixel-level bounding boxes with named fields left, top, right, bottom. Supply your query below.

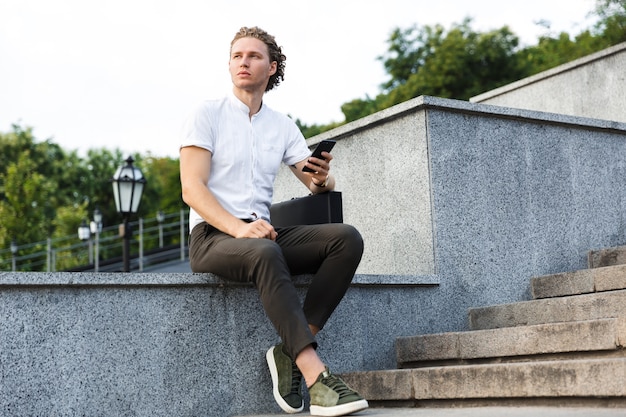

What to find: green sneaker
left=266, top=343, right=304, bottom=413
left=308, top=368, right=368, bottom=416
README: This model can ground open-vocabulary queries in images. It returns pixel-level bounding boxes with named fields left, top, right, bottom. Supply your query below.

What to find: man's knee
left=249, top=239, right=283, bottom=260
left=246, top=239, right=290, bottom=277
left=334, top=224, right=364, bottom=257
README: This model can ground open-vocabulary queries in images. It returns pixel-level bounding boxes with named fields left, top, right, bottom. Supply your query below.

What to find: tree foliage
left=518, top=0, right=626, bottom=74
left=295, top=0, right=626, bottom=129
left=381, top=20, right=525, bottom=105
left=594, top=0, right=626, bottom=44
left=2, top=0, right=624, bottom=259
left=0, top=124, right=182, bottom=266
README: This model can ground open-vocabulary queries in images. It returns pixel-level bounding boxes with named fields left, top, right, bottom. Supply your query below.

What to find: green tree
left=378, top=24, right=445, bottom=92
left=295, top=118, right=343, bottom=139
left=325, top=0, right=626, bottom=127
left=515, top=0, right=625, bottom=76
left=83, top=147, right=126, bottom=228
left=0, top=151, right=57, bottom=252
left=340, top=94, right=386, bottom=124
left=139, top=155, right=183, bottom=216
left=0, top=124, right=193, bottom=269
left=368, top=19, right=525, bottom=114
left=593, top=0, right=626, bottom=43
left=51, top=203, right=89, bottom=240
left=2, top=0, right=625, bottom=262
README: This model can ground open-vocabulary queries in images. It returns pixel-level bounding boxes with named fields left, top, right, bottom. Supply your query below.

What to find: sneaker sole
left=265, top=346, right=304, bottom=414
left=310, top=399, right=368, bottom=417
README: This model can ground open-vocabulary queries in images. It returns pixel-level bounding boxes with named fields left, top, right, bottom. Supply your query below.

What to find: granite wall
left=3, top=95, right=626, bottom=416
left=470, top=42, right=626, bottom=124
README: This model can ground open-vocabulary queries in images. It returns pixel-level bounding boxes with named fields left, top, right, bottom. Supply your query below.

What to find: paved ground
left=160, top=262, right=625, bottom=417
left=237, top=407, right=626, bottom=417
left=143, top=259, right=192, bottom=272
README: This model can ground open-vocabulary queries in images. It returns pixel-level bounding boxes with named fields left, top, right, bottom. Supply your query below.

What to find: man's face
left=229, top=37, right=277, bottom=92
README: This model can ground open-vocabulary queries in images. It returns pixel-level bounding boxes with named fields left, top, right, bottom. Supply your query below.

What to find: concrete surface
left=468, top=290, right=626, bottom=330
left=396, top=318, right=626, bottom=363
left=470, top=42, right=626, bottom=124
left=531, top=264, right=626, bottom=299
left=236, top=406, right=626, bottom=417
left=4, top=90, right=626, bottom=415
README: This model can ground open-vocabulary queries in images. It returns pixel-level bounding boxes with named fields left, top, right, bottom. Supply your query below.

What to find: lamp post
left=91, top=208, right=102, bottom=272
left=156, top=210, right=165, bottom=248
left=10, top=239, right=17, bottom=272
left=77, top=219, right=93, bottom=265
left=111, top=156, right=146, bottom=272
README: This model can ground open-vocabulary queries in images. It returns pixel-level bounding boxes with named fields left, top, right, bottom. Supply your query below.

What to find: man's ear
left=269, top=61, right=277, bottom=76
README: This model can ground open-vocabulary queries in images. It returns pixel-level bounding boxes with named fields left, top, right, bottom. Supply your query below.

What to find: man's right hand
left=234, top=219, right=277, bottom=241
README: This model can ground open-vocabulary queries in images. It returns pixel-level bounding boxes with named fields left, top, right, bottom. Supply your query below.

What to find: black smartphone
left=302, top=140, right=336, bottom=172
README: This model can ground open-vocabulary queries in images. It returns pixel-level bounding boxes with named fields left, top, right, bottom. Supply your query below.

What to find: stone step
left=396, top=318, right=626, bottom=367
left=531, top=264, right=626, bottom=299
left=588, top=245, right=626, bottom=268
left=234, top=407, right=626, bottom=417
left=341, top=358, right=626, bottom=404
left=468, top=289, right=626, bottom=331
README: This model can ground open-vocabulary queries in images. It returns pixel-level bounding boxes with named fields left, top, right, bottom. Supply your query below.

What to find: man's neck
left=232, top=88, right=264, bottom=118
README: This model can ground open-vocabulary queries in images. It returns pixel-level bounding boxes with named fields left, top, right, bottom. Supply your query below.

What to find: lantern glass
left=111, top=157, right=146, bottom=215
left=93, top=208, right=102, bottom=224
left=78, top=221, right=91, bottom=241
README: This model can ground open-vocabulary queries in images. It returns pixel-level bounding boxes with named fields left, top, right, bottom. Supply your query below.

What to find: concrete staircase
left=341, top=246, right=626, bottom=409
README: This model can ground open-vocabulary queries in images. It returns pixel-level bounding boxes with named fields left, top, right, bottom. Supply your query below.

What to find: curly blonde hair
left=231, top=26, right=286, bottom=92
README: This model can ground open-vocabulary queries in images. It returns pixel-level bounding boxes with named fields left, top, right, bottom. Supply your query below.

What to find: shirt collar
left=228, top=90, right=265, bottom=117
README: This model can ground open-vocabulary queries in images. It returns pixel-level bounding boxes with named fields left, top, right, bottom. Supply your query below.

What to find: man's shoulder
left=196, top=96, right=230, bottom=110
left=261, top=104, right=297, bottom=125
left=187, top=96, right=240, bottom=122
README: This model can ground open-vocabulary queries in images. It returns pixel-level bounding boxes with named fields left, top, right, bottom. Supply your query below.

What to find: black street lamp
left=10, top=239, right=17, bottom=272
left=78, top=220, right=91, bottom=241
left=91, top=208, right=102, bottom=272
left=111, top=156, right=146, bottom=272
left=156, top=210, right=165, bottom=248
left=77, top=219, right=93, bottom=266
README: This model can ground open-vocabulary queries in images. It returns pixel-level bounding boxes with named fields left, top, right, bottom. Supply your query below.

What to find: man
left=179, top=26, right=368, bottom=417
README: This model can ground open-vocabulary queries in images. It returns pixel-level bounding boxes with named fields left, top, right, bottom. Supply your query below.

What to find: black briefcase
left=270, top=191, right=343, bottom=227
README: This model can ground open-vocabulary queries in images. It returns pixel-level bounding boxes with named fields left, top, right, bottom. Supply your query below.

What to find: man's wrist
left=312, top=175, right=329, bottom=188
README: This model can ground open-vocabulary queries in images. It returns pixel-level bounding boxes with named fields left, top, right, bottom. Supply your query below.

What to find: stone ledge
left=0, top=272, right=440, bottom=287
left=315, top=95, right=626, bottom=147
left=396, top=318, right=626, bottom=365
left=469, top=290, right=626, bottom=330
left=531, top=264, right=626, bottom=299
left=588, top=245, right=626, bottom=269
left=0, top=270, right=435, bottom=416
left=470, top=42, right=626, bottom=104
left=342, top=358, right=626, bottom=401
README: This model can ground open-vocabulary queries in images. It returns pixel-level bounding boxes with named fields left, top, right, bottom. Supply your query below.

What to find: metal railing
left=0, top=209, right=189, bottom=273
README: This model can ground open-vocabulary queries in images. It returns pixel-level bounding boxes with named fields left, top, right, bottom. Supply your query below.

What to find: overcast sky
left=0, top=0, right=599, bottom=158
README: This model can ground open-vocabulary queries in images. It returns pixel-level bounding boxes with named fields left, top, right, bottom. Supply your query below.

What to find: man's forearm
left=309, top=174, right=335, bottom=194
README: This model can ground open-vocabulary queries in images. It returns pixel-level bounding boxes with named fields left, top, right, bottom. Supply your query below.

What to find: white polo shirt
left=180, top=92, right=311, bottom=232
